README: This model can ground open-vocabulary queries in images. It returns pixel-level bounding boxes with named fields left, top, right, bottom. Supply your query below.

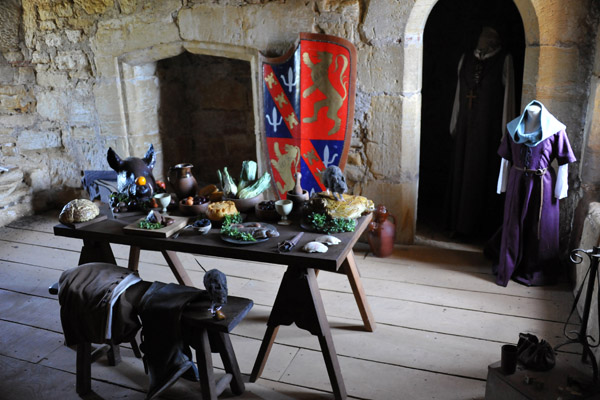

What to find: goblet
left=154, top=193, right=171, bottom=213
left=275, top=199, right=293, bottom=225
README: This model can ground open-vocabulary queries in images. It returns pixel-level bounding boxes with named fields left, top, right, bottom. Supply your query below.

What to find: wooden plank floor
left=0, top=211, right=585, bottom=399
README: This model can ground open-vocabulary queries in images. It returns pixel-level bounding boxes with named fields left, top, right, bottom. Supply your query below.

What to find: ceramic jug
left=168, top=163, right=198, bottom=200
left=367, top=204, right=396, bottom=258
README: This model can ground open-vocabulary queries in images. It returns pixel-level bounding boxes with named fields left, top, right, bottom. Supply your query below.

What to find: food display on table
left=109, top=191, right=156, bottom=214
left=206, top=200, right=238, bottom=222
left=220, top=213, right=279, bottom=244
left=59, top=199, right=100, bottom=224
left=138, top=210, right=175, bottom=229
left=198, top=184, right=218, bottom=197
left=303, top=241, right=329, bottom=253
left=315, top=234, right=342, bottom=245
left=217, top=160, right=272, bottom=211
left=156, top=180, right=167, bottom=191
left=255, top=200, right=279, bottom=221
left=123, top=211, right=188, bottom=238
left=192, top=218, right=212, bottom=234
left=316, top=192, right=375, bottom=219
left=306, top=212, right=356, bottom=234
left=179, top=195, right=210, bottom=215
left=299, top=195, right=372, bottom=234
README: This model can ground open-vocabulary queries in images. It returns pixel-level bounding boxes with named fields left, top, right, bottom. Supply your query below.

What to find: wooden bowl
left=255, top=200, right=279, bottom=221
left=226, top=193, right=264, bottom=212
left=178, top=199, right=209, bottom=216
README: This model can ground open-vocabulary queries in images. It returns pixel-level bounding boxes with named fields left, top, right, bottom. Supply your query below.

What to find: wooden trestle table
left=54, top=211, right=376, bottom=400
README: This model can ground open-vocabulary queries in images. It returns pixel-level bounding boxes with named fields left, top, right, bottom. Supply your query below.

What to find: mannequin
left=494, top=100, right=576, bottom=286
left=446, top=26, right=516, bottom=237
left=524, top=103, right=541, bottom=133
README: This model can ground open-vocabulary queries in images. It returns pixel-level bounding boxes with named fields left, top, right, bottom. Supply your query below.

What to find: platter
left=62, top=213, right=108, bottom=229
left=221, top=236, right=269, bottom=245
left=123, top=215, right=189, bottom=238
left=220, top=222, right=276, bottom=245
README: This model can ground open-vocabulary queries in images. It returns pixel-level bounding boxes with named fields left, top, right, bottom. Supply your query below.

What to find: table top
left=54, top=209, right=372, bottom=273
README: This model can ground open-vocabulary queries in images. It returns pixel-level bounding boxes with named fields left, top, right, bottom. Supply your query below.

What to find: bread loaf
left=59, top=199, right=100, bottom=224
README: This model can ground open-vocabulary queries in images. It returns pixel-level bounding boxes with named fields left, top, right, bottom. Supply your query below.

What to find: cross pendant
left=466, top=90, right=476, bottom=110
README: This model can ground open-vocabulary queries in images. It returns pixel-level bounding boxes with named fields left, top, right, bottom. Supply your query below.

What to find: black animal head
left=203, top=269, right=228, bottom=307
left=107, top=144, right=157, bottom=198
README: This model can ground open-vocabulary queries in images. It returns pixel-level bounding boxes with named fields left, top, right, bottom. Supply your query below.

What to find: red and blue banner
left=260, top=33, right=356, bottom=199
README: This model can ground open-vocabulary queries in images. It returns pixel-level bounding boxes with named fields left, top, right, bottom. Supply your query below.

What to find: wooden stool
left=182, top=296, right=253, bottom=400
left=51, top=282, right=253, bottom=399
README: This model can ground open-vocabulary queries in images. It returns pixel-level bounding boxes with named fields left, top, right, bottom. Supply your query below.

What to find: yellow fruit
left=136, top=176, right=147, bottom=186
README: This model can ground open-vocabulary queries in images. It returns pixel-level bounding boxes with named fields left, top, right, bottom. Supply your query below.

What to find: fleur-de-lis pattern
left=265, top=107, right=283, bottom=132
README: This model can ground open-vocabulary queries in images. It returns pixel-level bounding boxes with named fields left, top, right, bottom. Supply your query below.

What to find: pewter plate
left=220, top=222, right=276, bottom=245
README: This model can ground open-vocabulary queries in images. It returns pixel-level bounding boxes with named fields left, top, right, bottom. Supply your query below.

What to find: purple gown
left=496, top=128, right=576, bottom=286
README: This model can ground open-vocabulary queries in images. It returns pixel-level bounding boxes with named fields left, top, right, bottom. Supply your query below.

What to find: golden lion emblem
left=302, top=51, right=349, bottom=136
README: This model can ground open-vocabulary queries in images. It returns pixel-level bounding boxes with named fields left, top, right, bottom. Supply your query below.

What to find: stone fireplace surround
left=95, top=40, right=261, bottom=187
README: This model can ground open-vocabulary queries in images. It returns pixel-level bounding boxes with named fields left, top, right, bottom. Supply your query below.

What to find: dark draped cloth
left=446, top=51, right=506, bottom=236
left=496, top=129, right=576, bottom=286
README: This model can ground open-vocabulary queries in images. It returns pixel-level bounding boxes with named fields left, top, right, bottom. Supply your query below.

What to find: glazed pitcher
left=168, top=163, right=198, bottom=200
left=367, top=204, right=396, bottom=258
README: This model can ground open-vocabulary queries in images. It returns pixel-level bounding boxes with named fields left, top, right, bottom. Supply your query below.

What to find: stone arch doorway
left=417, top=0, right=525, bottom=242
left=403, top=0, right=536, bottom=244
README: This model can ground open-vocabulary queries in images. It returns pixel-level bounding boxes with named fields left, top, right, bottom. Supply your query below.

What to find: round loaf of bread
left=59, top=199, right=100, bottom=224
left=206, top=200, right=238, bottom=221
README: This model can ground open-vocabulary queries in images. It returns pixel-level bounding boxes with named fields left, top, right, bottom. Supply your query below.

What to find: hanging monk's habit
left=495, top=100, right=576, bottom=286
left=446, top=27, right=515, bottom=237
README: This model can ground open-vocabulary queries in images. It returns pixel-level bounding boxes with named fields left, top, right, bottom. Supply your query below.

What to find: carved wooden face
left=107, top=144, right=157, bottom=198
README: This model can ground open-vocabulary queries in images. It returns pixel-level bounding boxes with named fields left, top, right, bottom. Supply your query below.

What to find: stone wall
left=0, top=0, right=598, bottom=249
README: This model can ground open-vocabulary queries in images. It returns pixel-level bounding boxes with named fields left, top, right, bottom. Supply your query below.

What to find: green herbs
left=221, top=226, right=256, bottom=242
left=220, top=213, right=256, bottom=241
left=308, top=212, right=356, bottom=234
left=110, top=191, right=129, bottom=204
left=222, top=213, right=242, bottom=226
left=138, top=219, right=163, bottom=230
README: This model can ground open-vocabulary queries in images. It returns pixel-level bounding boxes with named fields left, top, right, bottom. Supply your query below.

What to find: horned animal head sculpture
left=107, top=144, right=157, bottom=199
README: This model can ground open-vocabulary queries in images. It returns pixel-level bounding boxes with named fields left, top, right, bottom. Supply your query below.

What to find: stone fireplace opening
left=156, top=52, right=255, bottom=187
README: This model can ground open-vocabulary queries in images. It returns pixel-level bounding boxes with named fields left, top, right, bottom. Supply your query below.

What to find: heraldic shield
left=260, top=33, right=357, bottom=199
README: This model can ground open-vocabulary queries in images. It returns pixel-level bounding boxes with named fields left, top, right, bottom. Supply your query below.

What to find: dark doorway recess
left=157, top=52, right=255, bottom=186
left=418, top=0, right=525, bottom=243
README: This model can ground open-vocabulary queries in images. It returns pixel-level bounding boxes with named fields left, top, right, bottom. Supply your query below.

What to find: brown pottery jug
left=367, top=204, right=396, bottom=258
left=168, top=163, right=198, bottom=200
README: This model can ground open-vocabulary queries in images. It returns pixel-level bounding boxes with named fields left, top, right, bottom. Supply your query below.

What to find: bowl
left=226, top=193, right=264, bottom=212
left=178, top=198, right=209, bottom=216
left=255, top=200, right=279, bottom=221
left=191, top=218, right=212, bottom=235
